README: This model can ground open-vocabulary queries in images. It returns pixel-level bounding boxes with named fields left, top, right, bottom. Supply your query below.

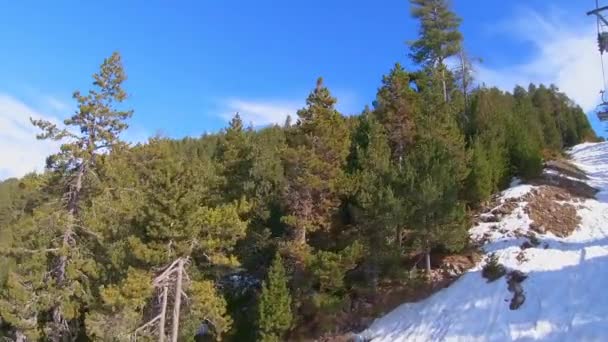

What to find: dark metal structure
left=588, top=1, right=608, bottom=121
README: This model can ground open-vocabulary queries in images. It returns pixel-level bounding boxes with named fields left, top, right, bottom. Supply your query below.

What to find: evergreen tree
left=410, top=0, right=463, bottom=101
left=83, top=139, right=241, bottom=339
left=347, top=110, right=409, bottom=285
left=282, top=78, right=350, bottom=245
left=0, top=52, right=131, bottom=341
left=464, top=138, right=492, bottom=204
left=530, top=85, right=563, bottom=150
left=405, top=72, right=469, bottom=274
left=215, top=113, right=255, bottom=202
left=373, top=64, right=418, bottom=165
left=257, top=253, right=293, bottom=342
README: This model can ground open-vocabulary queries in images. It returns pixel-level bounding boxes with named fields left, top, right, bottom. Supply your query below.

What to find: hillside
left=0, top=1, right=601, bottom=340
left=357, top=142, right=608, bottom=341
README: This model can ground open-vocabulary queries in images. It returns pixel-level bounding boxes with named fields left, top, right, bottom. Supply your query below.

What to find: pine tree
left=215, top=113, right=255, bottom=202
left=83, top=140, right=241, bottom=339
left=373, top=64, right=418, bottom=165
left=410, top=0, right=463, bottom=101
left=464, top=138, right=493, bottom=205
left=347, top=110, right=409, bottom=285
left=0, top=52, right=132, bottom=341
left=258, top=253, right=293, bottom=342
left=530, top=85, right=562, bottom=150
left=405, top=72, right=469, bottom=274
left=282, top=78, right=350, bottom=245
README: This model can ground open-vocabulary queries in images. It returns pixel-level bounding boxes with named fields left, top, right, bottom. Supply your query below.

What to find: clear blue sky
left=0, top=0, right=604, bottom=145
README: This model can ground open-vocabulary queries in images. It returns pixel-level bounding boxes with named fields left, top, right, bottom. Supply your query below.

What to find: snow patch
left=500, top=184, right=534, bottom=201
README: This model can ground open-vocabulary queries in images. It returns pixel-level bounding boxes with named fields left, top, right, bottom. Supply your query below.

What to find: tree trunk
left=293, top=226, right=306, bottom=245
left=170, top=259, right=184, bottom=342
left=51, top=163, right=86, bottom=342
left=425, top=249, right=431, bottom=275
left=396, top=226, right=402, bottom=248
left=159, top=286, right=168, bottom=342
left=15, top=331, right=26, bottom=342
left=459, top=51, right=468, bottom=109
left=441, top=67, right=448, bottom=103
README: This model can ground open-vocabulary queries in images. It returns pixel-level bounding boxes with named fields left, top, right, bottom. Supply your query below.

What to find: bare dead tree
left=133, top=257, right=190, bottom=342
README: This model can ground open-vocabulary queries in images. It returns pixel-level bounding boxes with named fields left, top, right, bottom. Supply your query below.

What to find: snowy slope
left=357, top=142, right=608, bottom=342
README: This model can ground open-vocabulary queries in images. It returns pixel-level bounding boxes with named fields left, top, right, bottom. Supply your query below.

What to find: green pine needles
left=257, top=253, right=293, bottom=342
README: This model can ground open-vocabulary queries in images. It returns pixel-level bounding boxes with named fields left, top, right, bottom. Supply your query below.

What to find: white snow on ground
left=357, top=142, right=608, bottom=342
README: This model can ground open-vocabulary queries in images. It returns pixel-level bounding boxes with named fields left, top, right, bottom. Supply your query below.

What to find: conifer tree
left=215, top=113, right=255, bottom=202
left=405, top=72, right=469, bottom=274
left=257, top=253, right=293, bottom=342
left=347, top=110, right=410, bottom=284
left=282, top=78, right=350, bottom=245
left=464, top=138, right=493, bottom=205
left=373, top=64, right=418, bottom=165
left=0, top=52, right=132, bottom=341
left=83, top=140, right=241, bottom=339
left=530, top=85, right=562, bottom=149
left=410, top=0, right=463, bottom=101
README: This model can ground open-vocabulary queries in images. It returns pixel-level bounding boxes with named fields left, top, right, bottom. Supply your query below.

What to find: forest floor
left=352, top=142, right=608, bottom=341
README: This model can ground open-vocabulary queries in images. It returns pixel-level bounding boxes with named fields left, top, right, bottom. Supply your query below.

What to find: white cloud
left=475, top=8, right=603, bottom=112
left=0, top=94, right=61, bottom=180
left=44, top=95, right=70, bottom=112
left=222, top=99, right=301, bottom=126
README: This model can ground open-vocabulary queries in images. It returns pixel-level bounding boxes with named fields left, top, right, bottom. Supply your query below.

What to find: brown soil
left=523, top=186, right=582, bottom=237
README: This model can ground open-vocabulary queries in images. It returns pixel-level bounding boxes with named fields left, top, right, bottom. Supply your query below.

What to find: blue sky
left=0, top=0, right=605, bottom=178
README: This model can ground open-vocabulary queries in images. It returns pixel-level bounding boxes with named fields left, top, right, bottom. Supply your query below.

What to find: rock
left=510, top=292, right=526, bottom=310
left=506, top=270, right=527, bottom=310
left=520, top=241, right=533, bottom=250
left=508, top=270, right=528, bottom=283
left=516, top=251, right=528, bottom=264
left=480, top=213, right=499, bottom=223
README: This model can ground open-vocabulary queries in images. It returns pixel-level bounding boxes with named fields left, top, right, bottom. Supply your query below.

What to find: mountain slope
left=357, top=142, right=608, bottom=342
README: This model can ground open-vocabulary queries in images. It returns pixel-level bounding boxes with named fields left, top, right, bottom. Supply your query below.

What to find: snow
left=500, top=184, right=534, bottom=201
left=357, top=142, right=608, bottom=342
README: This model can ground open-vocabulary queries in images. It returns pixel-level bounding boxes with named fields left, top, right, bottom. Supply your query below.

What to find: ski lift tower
left=588, top=1, right=608, bottom=121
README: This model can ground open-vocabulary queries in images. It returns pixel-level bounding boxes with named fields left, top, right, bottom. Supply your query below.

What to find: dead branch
left=133, top=314, right=161, bottom=338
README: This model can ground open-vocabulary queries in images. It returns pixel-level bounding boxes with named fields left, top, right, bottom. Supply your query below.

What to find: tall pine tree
left=410, top=0, right=463, bottom=101
left=0, top=52, right=132, bottom=341
left=282, top=78, right=350, bottom=246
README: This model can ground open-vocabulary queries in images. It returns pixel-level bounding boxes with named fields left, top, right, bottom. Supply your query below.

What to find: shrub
left=481, top=253, right=506, bottom=282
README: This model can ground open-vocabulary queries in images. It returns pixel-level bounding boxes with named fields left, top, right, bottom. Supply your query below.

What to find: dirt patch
left=432, top=250, right=481, bottom=276
left=523, top=186, right=581, bottom=237
left=475, top=197, right=520, bottom=226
